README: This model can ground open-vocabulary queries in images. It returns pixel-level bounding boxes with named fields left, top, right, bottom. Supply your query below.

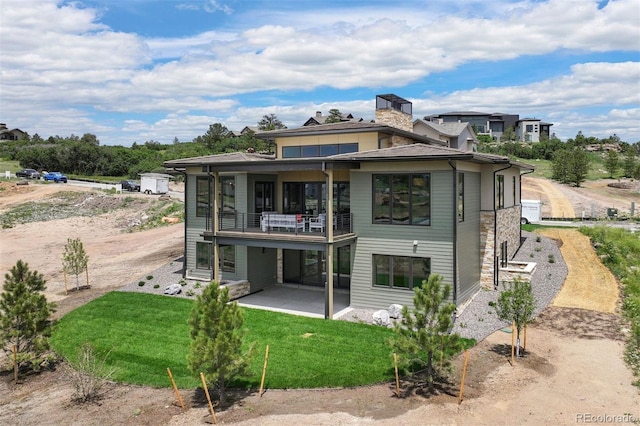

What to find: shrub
left=138, top=281, right=145, bottom=287
left=65, top=343, right=116, bottom=402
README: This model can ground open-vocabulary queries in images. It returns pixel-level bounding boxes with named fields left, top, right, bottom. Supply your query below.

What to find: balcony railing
left=215, top=212, right=353, bottom=237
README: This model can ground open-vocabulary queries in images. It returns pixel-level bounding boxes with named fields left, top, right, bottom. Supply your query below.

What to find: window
left=373, top=255, right=430, bottom=290
left=496, top=175, right=504, bottom=209
left=281, top=143, right=358, bottom=158
left=221, top=245, right=235, bottom=273
left=196, top=176, right=211, bottom=217
left=526, top=124, right=534, bottom=132
left=458, top=173, right=464, bottom=222
left=221, top=176, right=235, bottom=213
left=196, top=242, right=211, bottom=269
left=500, top=241, right=508, bottom=268
left=372, top=173, right=430, bottom=225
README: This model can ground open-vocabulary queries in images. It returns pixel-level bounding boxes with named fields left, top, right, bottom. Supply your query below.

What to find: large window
left=282, top=143, right=358, bottom=158
left=373, top=174, right=430, bottom=225
left=496, top=175, right=504, bottom=209
left=221, top=176, right=235, bottom=213
left=196, top=242, right=211, bottom=269
left=373, top=255, right=430, bottom=290
left=221, top=245, right=235, bottom=273
left=196, top=176, right=212, bottom=217
left=458, top=173, right=464, bottom=222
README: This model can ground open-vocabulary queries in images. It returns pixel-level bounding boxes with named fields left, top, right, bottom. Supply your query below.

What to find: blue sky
left=1, top=0, right=639, bottom=146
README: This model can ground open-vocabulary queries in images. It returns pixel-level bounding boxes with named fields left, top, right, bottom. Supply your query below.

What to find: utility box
left=521, top=200, right=542, bottom=224
left=140, top=173, right=171, bottom=195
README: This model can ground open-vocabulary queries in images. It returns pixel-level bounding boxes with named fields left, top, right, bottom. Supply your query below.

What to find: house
left=164, top=94, right=533, bottom=318
left=303, top=111, right=364, bottom=126
left=425, top=111, right=552, bottom=142
left=0, top=123, right=28, bottom=141
left=413, top=119, right=479, bottom=151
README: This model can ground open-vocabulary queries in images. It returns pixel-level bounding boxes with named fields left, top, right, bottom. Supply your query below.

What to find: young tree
left=567, top=147, right=590, bottom=187
left=500, top=126, right=516, bottom=142
left=62, top=238, right=89, bottom=291
left=0, top=260, right=56, bottom=374
left=390, top=274, right=464, bottom=390
left=489, top=278, right=535, bottom=357
left=603, top=150, right=619, bottom=178
left=188, top=281, right=256, bottom=406
left=622, top=148, right=637, bottom=178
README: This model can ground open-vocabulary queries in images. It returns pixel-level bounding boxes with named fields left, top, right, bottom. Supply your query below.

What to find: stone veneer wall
left=390, top=135, right=415, bottom=147
left=479, top=211, right=495, bottom=289
left=375, top=108, right=412, bottom=132
left=479, top=205, right=522, bottom=289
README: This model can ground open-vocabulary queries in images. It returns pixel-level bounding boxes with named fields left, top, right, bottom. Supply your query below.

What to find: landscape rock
left=372, top=309, right=391, bottom=327
left=164, top=283, right=182, bottom=295
left=388, top=304, right=403, bottom=319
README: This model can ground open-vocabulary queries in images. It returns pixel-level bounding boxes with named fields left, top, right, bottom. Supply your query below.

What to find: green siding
left=349, top=170, right=456, bottom=310
left=457, top=171, right=481, bottom=304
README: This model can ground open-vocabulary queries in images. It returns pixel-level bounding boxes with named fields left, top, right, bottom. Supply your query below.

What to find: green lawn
left=50, top=291, right=398, bottom=389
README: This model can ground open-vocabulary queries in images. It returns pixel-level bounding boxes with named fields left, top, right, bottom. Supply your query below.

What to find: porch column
left=325, top=169, right=334, bottom=319
left=212, top=172, right=221, bottom=283
left=326, top=243, right=334, bottom=319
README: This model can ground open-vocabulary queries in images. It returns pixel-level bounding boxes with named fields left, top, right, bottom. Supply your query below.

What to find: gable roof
left=414, top=119, right=472, bottom=137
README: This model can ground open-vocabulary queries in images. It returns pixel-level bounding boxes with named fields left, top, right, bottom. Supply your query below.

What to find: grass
left=515, top=154, right=618, bottom=181
left=50, top=291, right=400, bottom=389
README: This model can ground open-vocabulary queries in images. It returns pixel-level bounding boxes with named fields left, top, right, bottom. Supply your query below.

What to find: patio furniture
left=261, top=212, right=305, bottom=232
left=308, top=213, right=326, bottom=232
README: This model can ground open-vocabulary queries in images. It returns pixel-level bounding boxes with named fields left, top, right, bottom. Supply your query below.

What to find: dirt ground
left=0, top=179, right=639, bottom=425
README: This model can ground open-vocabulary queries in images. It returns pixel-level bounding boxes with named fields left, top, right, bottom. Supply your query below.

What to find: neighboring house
left=425, top=111, right=552, bottom=142
left=0, top=123, right=28, bottom=141
left=231, top=126, right=261, bottom=137
left=413, top=119, right=479, bottom=151
left=164, top=94, right=533, bottom=318
left=303, top=111, right=364, bottom=126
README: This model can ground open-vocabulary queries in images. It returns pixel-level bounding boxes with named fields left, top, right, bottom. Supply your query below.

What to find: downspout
left=492, top=164, right=513, bottom=290
left=447, top=159, right=458, bottom=308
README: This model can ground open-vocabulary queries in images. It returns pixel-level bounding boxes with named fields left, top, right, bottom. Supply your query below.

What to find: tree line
left=479, top=132, right=640, bottom=187
left=0, top=114, right=286, bottom=178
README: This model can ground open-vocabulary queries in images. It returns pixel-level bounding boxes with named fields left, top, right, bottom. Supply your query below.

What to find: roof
left=164, top=143, right=534, bottom=171
left=414, top=119, right=471, bottom=137
left=255, top=121, right=442, bottom=145
left=140, top=172, right=174, bottom=178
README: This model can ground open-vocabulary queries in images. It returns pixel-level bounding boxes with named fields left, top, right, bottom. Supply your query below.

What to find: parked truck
left=520, top=199, right=542, bottom=224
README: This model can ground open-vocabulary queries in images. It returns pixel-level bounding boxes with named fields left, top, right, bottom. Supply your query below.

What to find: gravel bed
left=121, top=231, right=568, bottom=343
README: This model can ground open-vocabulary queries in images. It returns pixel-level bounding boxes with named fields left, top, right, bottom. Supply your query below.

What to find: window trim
left=372, top=254, right=431, bottom=291
left=196, top=242, right=211, bottom=269
left=496, top=174, right=505, bottom=209
left=196, top=176, right=211, bottom=218
left=372, top=173, right=431, bottom=226
left=458, top=173, right=464, bottom=222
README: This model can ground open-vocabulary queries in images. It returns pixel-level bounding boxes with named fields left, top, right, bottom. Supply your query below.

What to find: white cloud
left=0, top=0, right=638, bottom=145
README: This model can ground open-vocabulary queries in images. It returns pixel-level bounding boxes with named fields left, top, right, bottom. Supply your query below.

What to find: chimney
left=316, top=111, right=322, bottom=118
left=375, top=94, right=413, bottom=132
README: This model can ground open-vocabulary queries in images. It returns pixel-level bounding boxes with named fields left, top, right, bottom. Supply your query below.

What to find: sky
left=1, top=0, right=639, bottom=147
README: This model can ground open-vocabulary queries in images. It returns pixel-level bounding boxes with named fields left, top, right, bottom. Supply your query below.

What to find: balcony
left=204, top=212, right=354, bottom=242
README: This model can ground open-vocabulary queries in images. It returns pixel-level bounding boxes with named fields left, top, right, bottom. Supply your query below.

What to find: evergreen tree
left=0, top=260, right=56, bottom=374
left=188, top=281, right=256, bottom=406
left=603, top=150, right=619, bottom=178
left=622, top=148, right=637, bottom=178
left=390, top=274, right=463, bottom=390
left=324, top=109, right=343, bottom=123
left=489, top=278, right=535, bottom=357
left=567, top=147, right=590, bottom=187
left=258, top=114, right=286, bottom=131
left=62, top=238, right=89, bottom=291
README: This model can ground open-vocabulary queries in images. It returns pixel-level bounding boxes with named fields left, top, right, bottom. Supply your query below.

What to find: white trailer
left=521, top=199, right=542, bottom=224
left=140, top=173, right=171, bottom=195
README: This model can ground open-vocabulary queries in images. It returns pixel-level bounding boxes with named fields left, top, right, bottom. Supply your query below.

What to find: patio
left=236, top=284, right=350, bottom=318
